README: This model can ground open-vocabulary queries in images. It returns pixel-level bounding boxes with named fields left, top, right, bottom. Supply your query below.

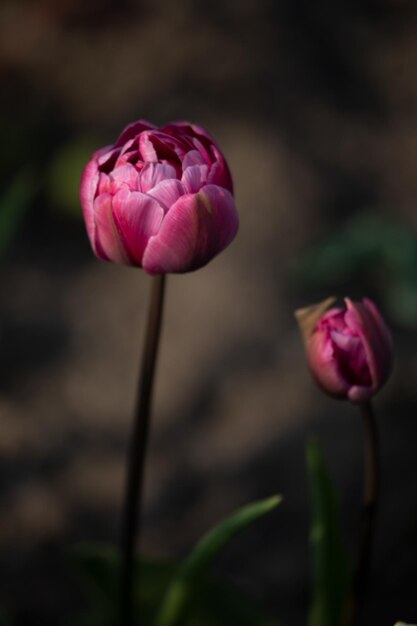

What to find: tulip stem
left=343, top=400, right=379, bottom=626
left=120, top=273, right=166, bottom=626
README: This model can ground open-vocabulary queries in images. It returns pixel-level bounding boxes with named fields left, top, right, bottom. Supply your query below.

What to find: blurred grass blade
left=154, top=495, right=282, bottom=626
left=307, top=440, right=350, bottom=626
left=0, top=171, right=35, bottom=257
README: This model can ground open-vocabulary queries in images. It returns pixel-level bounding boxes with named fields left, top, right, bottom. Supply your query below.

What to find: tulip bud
left=295, top=297, right=393, bottom=403
left=80, top=120, right=239, bottom=274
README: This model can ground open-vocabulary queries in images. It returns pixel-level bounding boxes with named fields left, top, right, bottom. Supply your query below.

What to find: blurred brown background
left=1, top=1, right=417, bottom=624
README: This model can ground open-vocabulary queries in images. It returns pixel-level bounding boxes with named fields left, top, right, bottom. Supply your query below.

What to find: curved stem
left=343, top=400, right=379, bottom=626
left=120, top=274, right=166, bottom=626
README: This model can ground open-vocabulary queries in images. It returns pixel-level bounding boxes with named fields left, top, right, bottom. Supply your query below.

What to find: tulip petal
left=348, top=385, right=374, bottom=403
left=98, top=172, right=111, bottom=195
left=147, top=179, right=184, bottom=211
left=139, top=132, right=158, bottom=162
left=345, top=298, right=392, bottom=390
left=181, top=165, right=209, bottom=193
left=97, top=147, right=121, bottom=172
left=207, top=146, right=234, bottom=193
left=140, top=163, right=177, bottom=193
left=191, top=137, right=212, bottom=165
left=93, top=194, right=130, bottom=264
left=364, top=298, right=394, bottom=377
left=295, top=298, right=337, bottom=346
left=110, top=164, right=140, bottom=192
left=331, top=330, right=371, bottom=387
left=111, top=189, right=164, bottom=265
left=114, top=120, right=156, bottom=147
left=331, top=331, right=360, bottom=352
left=142, top=184, right=238, bottom=274
left=168, top=121, right=216, bottom=145
left=146, top=131, right=189, bottom=163
left=80, top=158, right=100, bottom=247
left=307, top=331, right=350, bottom=398
left=182, top=150, right=206, bottom=169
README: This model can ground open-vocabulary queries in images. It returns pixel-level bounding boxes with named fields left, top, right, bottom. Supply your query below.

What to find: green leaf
left=154, top=495, right=282, bottom=626
left=306, top=440, right=350, bottom=626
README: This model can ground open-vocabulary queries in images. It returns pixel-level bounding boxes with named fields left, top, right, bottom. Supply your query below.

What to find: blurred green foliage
left=307, top=440, right=350, bottom=626
left=295, top=212, right=417, bottom=327
left=0, top=137, right=101, bottom=262
left=70, top=496, right=282, bottom=626
left=46, top=139, right=101, bottom=218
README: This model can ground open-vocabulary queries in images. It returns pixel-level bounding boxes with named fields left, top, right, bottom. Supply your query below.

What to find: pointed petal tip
left=295, top=297, right=337, bottom=345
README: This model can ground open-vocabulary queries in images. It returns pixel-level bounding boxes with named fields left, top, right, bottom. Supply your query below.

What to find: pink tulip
left=80, top=120, right=238, bottom=274
left=296, top=297, right=393, bottom=403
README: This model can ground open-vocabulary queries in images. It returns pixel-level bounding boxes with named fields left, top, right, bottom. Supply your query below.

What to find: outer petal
left=345, top=298, right=393, bottom=391
left=80, top=158, right=100, bottom=249
left=142, top=184, right=238, bottom=275
left=93, top=194, right=130, bottom=264
left=294, top=298, right=337, bottom=347
left=98, top=172, right=111, bottom=195
left=167, top=121, right=217, bottom=145
left=111, top=188, right=164, bottom=265
left=307, top=330, right=350, bottom=398
left=207, top=146, right=234, bottom=193
left=364, top=298, right=394, bottom=378
left=114, top=120, right=156, bottom=148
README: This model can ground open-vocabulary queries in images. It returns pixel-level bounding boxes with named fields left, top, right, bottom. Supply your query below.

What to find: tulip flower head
left=80, top=120, right=239, bottom=274
left=296, top=297, right=393, bottom=403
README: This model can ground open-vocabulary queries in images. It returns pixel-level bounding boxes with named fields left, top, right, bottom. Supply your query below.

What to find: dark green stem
left=120, top=274, right=166, bottom=626
left=343, top=400, right=379, bottom=626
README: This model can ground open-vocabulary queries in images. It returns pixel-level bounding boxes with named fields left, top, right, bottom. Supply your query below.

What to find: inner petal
left=181, top=164, right=209, bottom=193
left=109, top=164, right=140, bottom=193
left=331, top=331, right=372, bottom=386
left=139, top=163, right=177, bottom=193
left=182, top=150, right=206, bottom=169
left=147, top=179, right=184, bottom=211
